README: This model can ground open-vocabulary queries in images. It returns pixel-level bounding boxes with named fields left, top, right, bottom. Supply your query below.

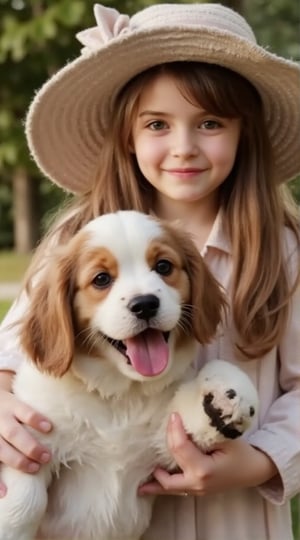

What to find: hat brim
left=26, top=27, right=300, bottom=193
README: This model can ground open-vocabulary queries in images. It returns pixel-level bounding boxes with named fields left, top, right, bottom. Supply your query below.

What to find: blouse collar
left=201, top=210, right=231, bottom=257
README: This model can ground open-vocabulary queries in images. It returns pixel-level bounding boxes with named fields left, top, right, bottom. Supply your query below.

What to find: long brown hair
left=25, top=62, right=300, bottom=358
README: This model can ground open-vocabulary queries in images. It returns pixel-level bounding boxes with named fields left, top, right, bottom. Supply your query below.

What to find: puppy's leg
left=153, top=359, right=259, bottom=465
left=169, top=360, right=258, bottom=452
left=0, top=465, right=50, bottom=540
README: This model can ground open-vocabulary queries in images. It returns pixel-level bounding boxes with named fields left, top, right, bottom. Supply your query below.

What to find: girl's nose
left=171, top=129, right=199, bottom=158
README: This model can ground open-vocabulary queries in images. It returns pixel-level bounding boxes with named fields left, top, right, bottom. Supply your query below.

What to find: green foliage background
left=0, top=0, right=299, bottom=247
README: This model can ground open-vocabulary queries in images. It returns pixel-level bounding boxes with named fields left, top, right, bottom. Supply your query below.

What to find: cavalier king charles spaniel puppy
left=0, top=211, right=258, bottom=540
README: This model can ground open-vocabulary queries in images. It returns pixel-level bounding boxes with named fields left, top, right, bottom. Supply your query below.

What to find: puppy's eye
left=155, top=259, right=174, bottom=276
left=92, top=272, right=112, bottom=289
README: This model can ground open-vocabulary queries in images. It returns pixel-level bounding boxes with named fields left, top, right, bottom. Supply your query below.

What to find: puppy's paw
left=202, top=389, right=255, bottom=439
left=199, top=360, right=258, bottom=443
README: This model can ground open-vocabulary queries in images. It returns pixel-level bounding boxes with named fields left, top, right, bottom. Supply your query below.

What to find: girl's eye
left=147, top=120, right=167, bottom=131
left=92, top=272, right=112, bottom=289
left=200, top=119, right=222, bottom=130
left=154, top=259, right=174, bottom=276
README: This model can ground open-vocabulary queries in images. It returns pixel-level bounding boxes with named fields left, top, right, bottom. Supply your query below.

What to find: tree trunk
left=12, top=168, right=40, bottom=253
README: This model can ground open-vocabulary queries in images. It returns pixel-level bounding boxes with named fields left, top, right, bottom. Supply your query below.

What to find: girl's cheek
left=137, top=140, right=165, bottom=163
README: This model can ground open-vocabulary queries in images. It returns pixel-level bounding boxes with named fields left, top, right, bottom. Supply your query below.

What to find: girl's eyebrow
left=138, top=110, right=170, bottom=117
left=138, top=108, right=208, bottom=118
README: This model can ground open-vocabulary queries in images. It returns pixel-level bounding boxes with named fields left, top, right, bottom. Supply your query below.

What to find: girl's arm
left=139, top=413, right=278, bottom=497
left=247, top=284, right=300, bottom=504
left=0, top=297, right=52, bottom=497
left=246, top=232, right=300, bottom=504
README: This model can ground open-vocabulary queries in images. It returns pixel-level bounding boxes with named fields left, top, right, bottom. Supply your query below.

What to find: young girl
left=0, top=3, right=299, bottom=540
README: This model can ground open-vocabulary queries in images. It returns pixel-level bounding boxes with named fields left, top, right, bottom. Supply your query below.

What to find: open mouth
left=106, top=329, right=170, bottom=377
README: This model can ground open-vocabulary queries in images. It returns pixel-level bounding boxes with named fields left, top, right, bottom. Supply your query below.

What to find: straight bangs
left=122, top=61, right=263, bottom=126
left=161, top=62, right=263, bottom=123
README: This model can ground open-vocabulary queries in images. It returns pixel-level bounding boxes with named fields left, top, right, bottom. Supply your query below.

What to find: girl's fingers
left=0, top=390, right=52, bottom=435
left=138, top=478, right=189, bottom=496
left=152, top=467, right=189, bottom=492
left=13, top=402, right=52, bottom=434
left=139, top=413, right=212, bottom=496
left=0, top=392, right=52, bottom=465
left=138, top=479, right=165, bottom=495
left=0, top=418, right=51, bottom=465
left=167, top=413, right=206, bottom=472
left=0, top=437, right=43, bottom=473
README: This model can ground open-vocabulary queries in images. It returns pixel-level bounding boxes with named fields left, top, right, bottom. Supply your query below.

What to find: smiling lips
left=165, top=168, right=206, bottom=177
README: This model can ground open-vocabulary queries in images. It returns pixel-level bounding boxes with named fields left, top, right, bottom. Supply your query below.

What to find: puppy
left=0, top=211, right=258, bottom=540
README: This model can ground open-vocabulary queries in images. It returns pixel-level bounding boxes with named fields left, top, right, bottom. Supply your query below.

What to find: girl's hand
left=0, top=388, right=52, bottom=497
left=139, top=412, right=278, bottom=497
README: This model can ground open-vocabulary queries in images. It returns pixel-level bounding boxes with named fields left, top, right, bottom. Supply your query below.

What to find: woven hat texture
left=25, top=3, right=300, bottom=193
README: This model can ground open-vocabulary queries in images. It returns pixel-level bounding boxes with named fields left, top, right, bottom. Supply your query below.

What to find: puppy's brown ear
left=20, top=252, right=75, bottom=377
left=174, top=228, right=227, bottom=344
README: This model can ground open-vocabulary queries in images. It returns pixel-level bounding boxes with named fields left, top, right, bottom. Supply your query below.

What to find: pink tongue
left=125, top=329, right=169, bottom=377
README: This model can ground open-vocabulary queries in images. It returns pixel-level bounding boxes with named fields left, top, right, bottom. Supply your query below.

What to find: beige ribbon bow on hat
left=76, top=4, right=130, bottom=53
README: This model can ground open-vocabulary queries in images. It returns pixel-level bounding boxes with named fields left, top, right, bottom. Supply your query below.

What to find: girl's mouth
left=165, top=168, right=206, bottom=177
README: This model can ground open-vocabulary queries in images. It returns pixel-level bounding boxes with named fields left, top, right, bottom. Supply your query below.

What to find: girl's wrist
left=248, top=445, right=278, bottom=487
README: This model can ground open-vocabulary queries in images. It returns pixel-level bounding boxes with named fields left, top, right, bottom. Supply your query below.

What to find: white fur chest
left=13, top=362, right=174, bottom=540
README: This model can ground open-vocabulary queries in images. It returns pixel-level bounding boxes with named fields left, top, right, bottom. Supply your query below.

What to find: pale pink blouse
left=0, top=214, right=299, bottom=540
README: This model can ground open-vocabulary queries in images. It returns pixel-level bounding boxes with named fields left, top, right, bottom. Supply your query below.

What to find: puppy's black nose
left=128, top=294, right=160, bottom=320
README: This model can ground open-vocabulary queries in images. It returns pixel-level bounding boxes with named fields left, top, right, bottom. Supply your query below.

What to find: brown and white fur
left=0, top=211, right=258, bottom=540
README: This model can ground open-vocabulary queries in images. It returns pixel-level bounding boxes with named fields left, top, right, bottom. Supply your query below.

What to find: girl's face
left=131, top=74, right=241, bottom=215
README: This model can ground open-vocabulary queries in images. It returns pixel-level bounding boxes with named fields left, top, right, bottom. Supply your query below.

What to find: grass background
left=0, top=251, right=30, bottom=319
left=0, top=300, right=12, bottom=320
left=0, top=251, right=31, bottom=281
left=0, top=251, right=299, bottom=539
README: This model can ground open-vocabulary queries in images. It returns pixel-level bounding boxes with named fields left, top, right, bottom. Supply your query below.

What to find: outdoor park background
left=0, top=0, right=299, bottom=537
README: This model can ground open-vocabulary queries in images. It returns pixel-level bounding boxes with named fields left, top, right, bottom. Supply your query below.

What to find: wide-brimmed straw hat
left=25, top=3, right=300, bottom=193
